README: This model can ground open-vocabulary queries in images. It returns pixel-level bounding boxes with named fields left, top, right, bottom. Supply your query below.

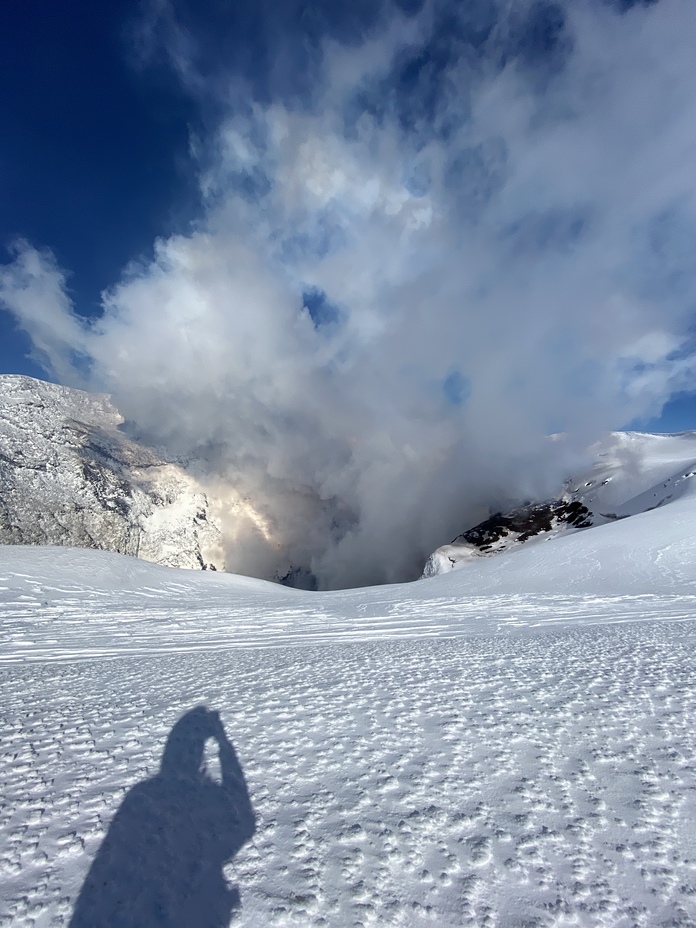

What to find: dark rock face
left=453, top=499, right=593, bottom=551
left=421, top=496, right=597, bottom=578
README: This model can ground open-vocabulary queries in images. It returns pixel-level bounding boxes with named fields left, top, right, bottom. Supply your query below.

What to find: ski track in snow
left=2, top=593, right=696, bottom=663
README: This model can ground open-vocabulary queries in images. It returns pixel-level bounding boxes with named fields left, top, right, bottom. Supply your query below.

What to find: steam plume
left=3, top=0, right=696, bottom=587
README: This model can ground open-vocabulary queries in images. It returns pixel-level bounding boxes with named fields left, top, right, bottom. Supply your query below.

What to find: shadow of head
left=70, top=706, right=256, bottom=928
left=160, top=705, right=223, bottom=779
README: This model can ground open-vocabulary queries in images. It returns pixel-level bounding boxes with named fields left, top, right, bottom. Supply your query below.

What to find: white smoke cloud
left=3, top=0, right=696, bottom=587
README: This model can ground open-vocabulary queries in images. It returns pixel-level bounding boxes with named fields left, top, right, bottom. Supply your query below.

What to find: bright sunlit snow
left=2, top=433, right=696, bottom=927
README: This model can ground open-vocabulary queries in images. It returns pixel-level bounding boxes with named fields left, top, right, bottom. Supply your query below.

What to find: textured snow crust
left=0, top=375, right=224, bottom=570
left=2, top=474, right=696, bottom=927
left=3, top=628, right=696, bottom=928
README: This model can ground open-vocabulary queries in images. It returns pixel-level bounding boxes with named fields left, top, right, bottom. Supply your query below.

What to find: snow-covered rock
left=0, top=374, right=225, bottom=570
left=423, top=429, right=696, bottom=577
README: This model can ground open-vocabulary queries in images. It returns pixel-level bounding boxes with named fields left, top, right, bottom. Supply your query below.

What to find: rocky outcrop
left=0, top=375, right=225, bottom=570
left=421, top=498, right=593, bottom=578
left=422, top=429, right=696, bottom=579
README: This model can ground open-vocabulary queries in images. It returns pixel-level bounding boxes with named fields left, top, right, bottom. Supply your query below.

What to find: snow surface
left=2, top=439, right=696, bottom=926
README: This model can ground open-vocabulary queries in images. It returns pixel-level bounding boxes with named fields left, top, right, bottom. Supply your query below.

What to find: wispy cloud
left=3, top=0, right=696, bottom=587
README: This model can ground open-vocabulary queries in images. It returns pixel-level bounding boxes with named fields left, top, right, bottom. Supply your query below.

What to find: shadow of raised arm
left=216, top=721, right=256, bottom=846
left=70, top=706, right=256, bottom=928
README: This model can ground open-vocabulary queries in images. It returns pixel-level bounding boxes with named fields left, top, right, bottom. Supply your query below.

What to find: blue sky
left=3, top=0, right=694, bottom=431
left=0, top=0, right=199, bottom=372
left=2, top=0, right=696, bottom=585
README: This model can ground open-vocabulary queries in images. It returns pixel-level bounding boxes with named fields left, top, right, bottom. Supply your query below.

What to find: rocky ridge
left=0, top=375, right=224, bottom=570
left=422, top=498, right=594, bottom=577
left=422, top=430, right=696, bottom=578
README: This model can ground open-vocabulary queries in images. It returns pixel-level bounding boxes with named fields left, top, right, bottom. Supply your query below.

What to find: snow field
left=4, top=429, right=696, bottom=927
left=2, top=621, right=696, bottom=927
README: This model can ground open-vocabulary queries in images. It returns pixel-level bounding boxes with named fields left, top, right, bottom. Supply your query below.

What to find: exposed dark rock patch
left=454, top=499, right=593, bottom=551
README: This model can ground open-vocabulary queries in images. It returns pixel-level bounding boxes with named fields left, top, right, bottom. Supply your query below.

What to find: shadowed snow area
left=68, top=706, right=255, bottom=928
left=2, top=462, right=696, bottom=925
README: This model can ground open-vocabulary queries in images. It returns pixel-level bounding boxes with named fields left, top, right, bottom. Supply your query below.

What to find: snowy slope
left=0, top=375, right=225, bottom=570
left=424, top=430, right=696, bottom=577
left=2, top=466, right=696, bottom=927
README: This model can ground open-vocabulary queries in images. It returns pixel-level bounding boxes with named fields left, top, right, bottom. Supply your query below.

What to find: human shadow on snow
left=70, top=706, right=256, bottom=928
